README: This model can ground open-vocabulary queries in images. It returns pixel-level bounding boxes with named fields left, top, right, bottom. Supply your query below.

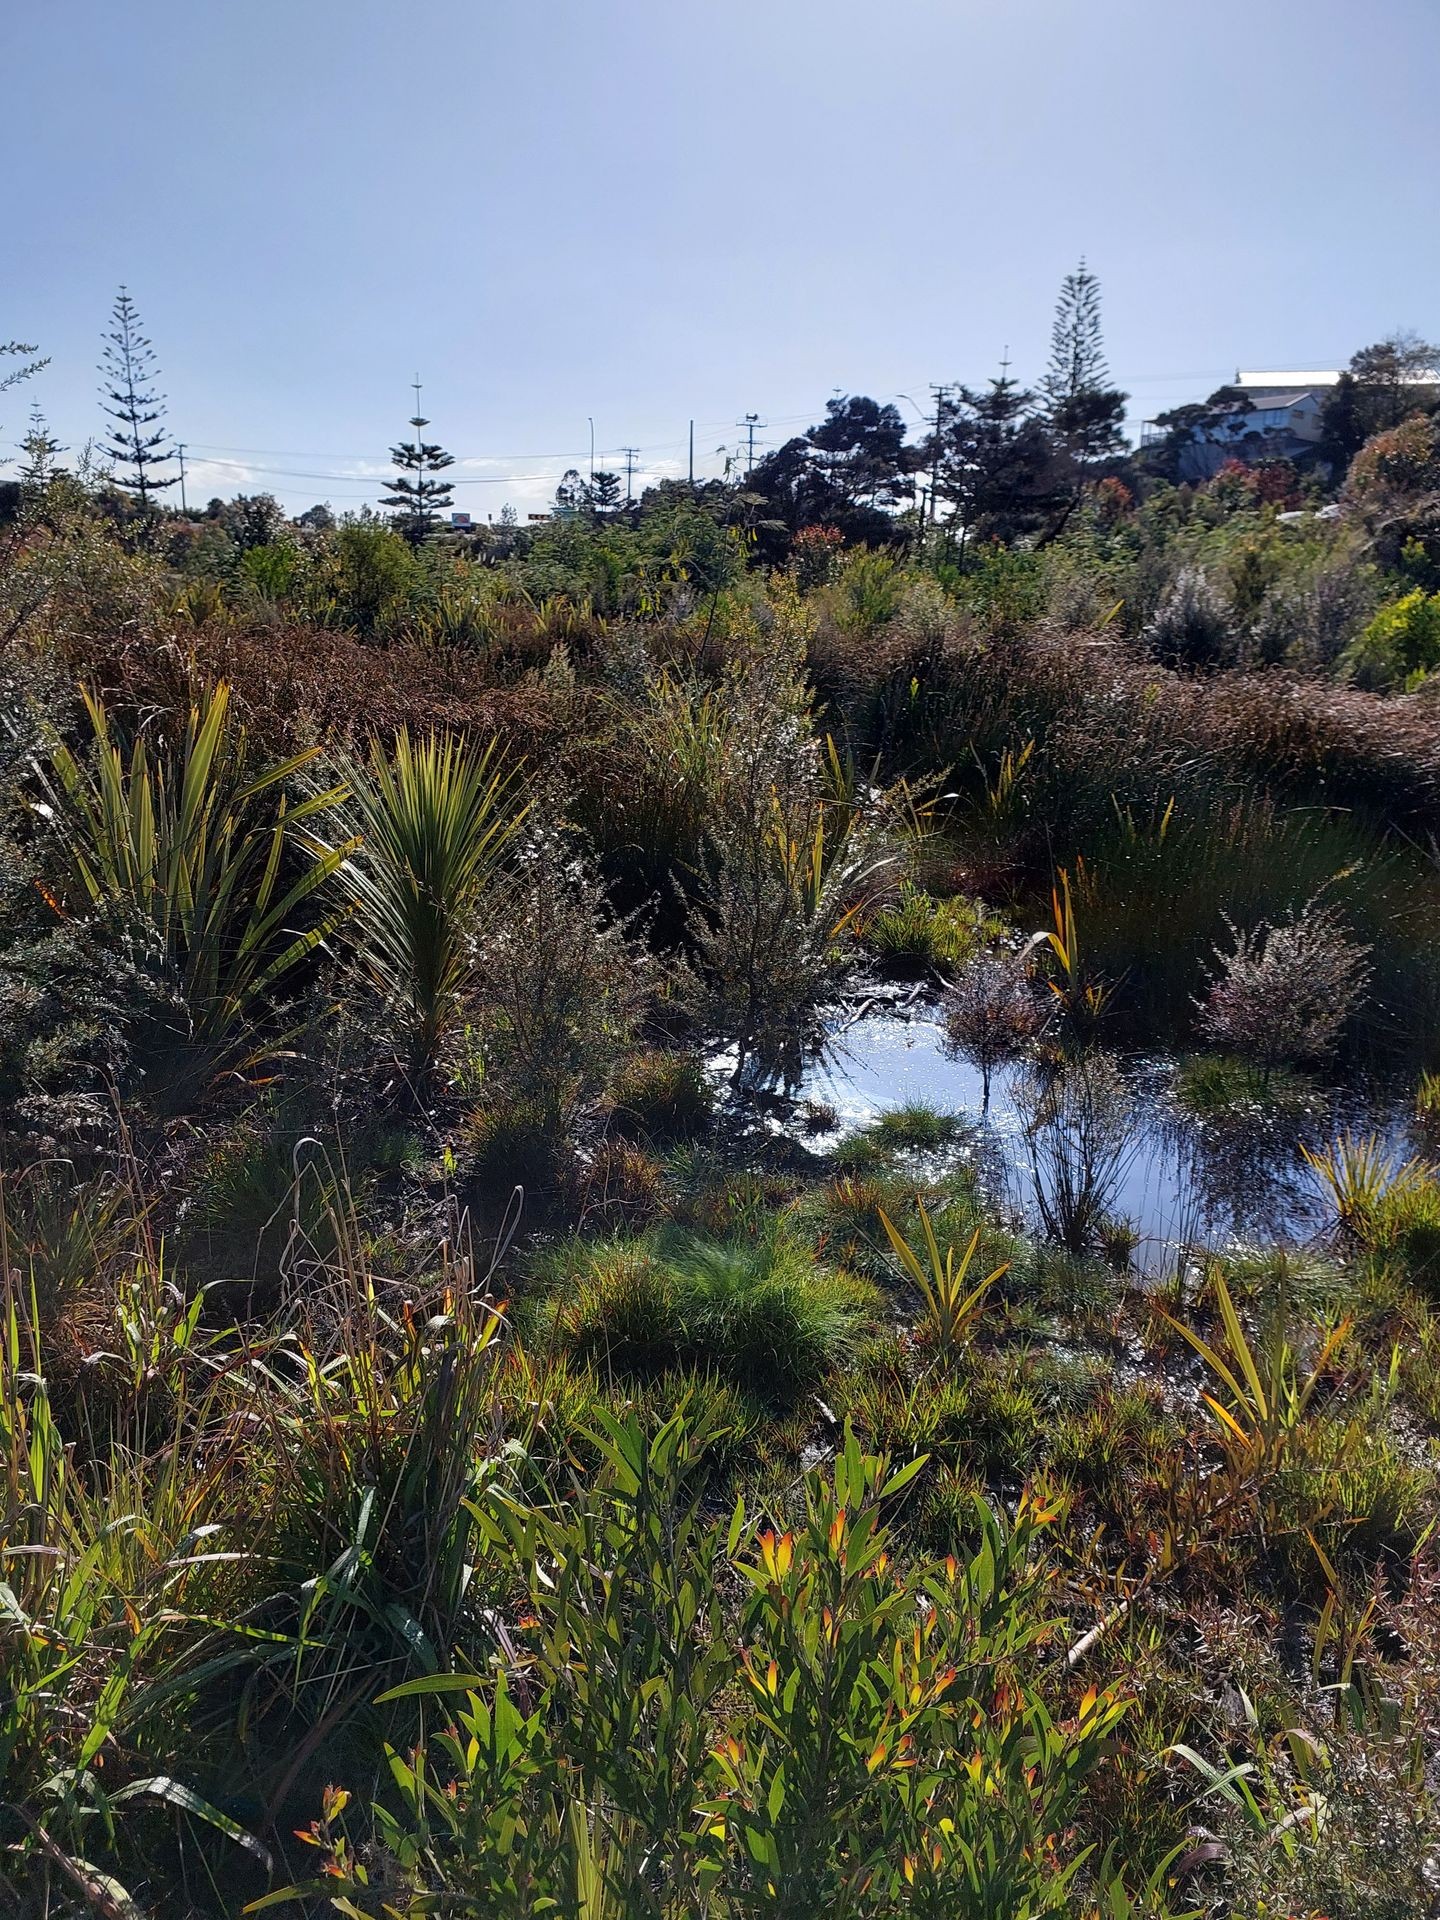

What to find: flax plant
left=321, top=729, right=527, bottom=1086
left=36, top=682, right=349, bottom=1068
left=879, top=1200, right=1007, bottom=1359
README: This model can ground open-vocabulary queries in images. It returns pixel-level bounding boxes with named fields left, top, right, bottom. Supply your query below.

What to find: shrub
left=280, top=1420, right=1158, bottom=1918
left=1347, top=409, right=1440, bottom=506
left=1199, top=901, right=1372, bottom=1068
left=315, top=518, right=419, bottom=633
left=942, top=950, right=1047, bottom=1104
left=1341, top=586, right=1440, bottom=689
left=472, top=820, right=653, bottom=1135
left=790, top=522, right=844, bottom=588
left=828, top=548, right=906, bottom=636
left=1142, top=564, right=1234, bottom=668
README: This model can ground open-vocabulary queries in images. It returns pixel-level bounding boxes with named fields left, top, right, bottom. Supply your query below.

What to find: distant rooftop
left=1236, top=368, right=1341, bottom=389
left=1238, top=389, right=1321, bottom=409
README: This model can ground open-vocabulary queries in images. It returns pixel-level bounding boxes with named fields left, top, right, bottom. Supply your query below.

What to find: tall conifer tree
left=1040, top=261, right=1128, bottom=463
left=18, top=403, right=65, bottom=487
left=99, top=287, right=177, bottom=502
left=383, top=380, right=456, bottom=542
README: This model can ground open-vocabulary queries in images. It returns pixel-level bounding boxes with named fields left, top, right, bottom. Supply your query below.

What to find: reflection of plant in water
left=1019, top=1051, right=1137, bottom=1253
left=1156, top=1101, right=1315, bottom=1252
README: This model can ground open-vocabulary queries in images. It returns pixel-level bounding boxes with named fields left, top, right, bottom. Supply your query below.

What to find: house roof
left=1236, top=368, right=1341, bottom=389
left=1239, top=390, right=1319, bottom=410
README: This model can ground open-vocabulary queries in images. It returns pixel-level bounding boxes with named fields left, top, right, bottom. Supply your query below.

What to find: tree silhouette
left=18, top=404, right=65, bottom=487
left=1040, top=261, right=1128, bottom=464
left=99, top=287, right=177, bottom=502
left=382, top=381, right=456, bottom=542
left=932, top=372, right=1069, bottom=550
left=2, top=339, right=47, bottom=404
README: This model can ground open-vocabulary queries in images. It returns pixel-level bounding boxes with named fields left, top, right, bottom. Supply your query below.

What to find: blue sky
left=5, top=0, right=1438, bottom=516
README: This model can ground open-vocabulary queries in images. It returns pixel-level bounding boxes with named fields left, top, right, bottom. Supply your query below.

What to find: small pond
left=775, top=997, right=1419, bottom=1278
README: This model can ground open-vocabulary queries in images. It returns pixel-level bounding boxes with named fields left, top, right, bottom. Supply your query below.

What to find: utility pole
left=688, top=418, right=695, bottom=486
left=176, top=441, right=188, bottom=514
left=737, top=412, right=765, bottom=476
left=588, top=416, right=595, bottom=482
left=411, top=375, right=428, bottom=524
left=925, top=385, right=954, bottom=538
left=621, top=446, right=639, bottom=504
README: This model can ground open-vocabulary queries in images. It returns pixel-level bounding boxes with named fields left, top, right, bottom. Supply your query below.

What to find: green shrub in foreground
left=266, top=1414, right=1181, bottom=1918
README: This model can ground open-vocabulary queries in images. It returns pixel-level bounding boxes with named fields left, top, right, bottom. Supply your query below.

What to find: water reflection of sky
left=794, top=1006, right=1417, bottom=1278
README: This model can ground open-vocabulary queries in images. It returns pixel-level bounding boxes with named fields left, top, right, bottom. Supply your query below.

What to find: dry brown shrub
left=38, top=617, right=579, bottom=765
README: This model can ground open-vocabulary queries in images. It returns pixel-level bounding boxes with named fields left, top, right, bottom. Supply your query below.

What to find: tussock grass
left=528, top=1219, right=880, bottom=1398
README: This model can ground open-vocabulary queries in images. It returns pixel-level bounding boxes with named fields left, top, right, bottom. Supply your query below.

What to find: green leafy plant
left=1038, top=866, right=1113, bottom=1028
left=1300, top=1131, right=1435, bottom=1238
left=323, top=728, right=527, bottom=1084
left=1160, top=1269, right=1352, bottom=1487
left=37, top=681, right=347, bottom=1070
left=0, top=1258, right=271, bottom=1905
left=879, top=1199, right=1007, bottom=1358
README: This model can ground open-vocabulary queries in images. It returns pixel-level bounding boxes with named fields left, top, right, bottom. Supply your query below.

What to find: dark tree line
left=743, top=261, right=1129, bottom=557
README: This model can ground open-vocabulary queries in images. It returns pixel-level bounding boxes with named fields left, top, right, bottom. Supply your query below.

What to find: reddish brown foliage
left=36, top=617, right=575, bottom=766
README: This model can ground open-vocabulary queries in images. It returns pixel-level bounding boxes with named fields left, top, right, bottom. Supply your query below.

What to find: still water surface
left=788, top=1002, right=1416, bottom=1277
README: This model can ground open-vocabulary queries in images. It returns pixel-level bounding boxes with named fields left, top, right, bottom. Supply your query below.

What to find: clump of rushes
left=609, top=1049, right=713, bottom=1141
left=1173, top=1052, right=1320, bottom=1118
left=1417, top=1069, right=1440, bottom=1139
left=866, top=1101, right=966, bottom=1153
left=571, top=1137, right=665, bottom=1228
left=531, top=1220, right=879, bottom=1398
left=1097, top=1216, right=1140, bottom=1269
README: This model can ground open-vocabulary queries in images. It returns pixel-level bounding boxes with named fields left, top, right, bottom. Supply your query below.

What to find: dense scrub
left=3, top=447, right=1440, bottom=1916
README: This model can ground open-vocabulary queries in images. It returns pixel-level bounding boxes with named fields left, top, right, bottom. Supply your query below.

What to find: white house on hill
left=1150, top=369, right=1342, bottom=480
